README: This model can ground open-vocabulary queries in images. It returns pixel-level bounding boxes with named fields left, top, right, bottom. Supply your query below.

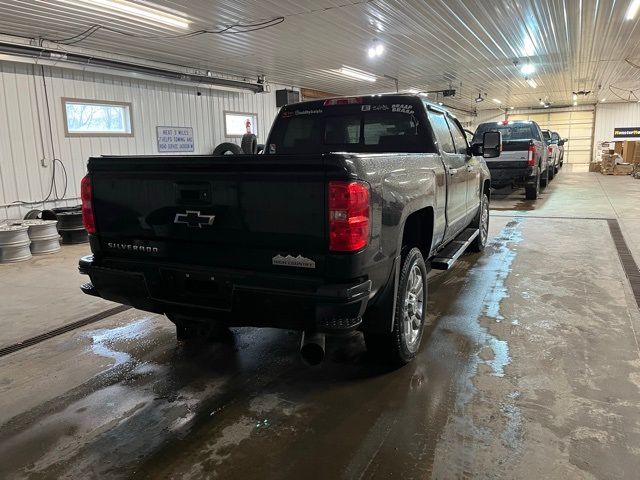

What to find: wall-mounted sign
left=613, top=127, right=640, bottom=139
left=157, top=126, right=194, bottom=152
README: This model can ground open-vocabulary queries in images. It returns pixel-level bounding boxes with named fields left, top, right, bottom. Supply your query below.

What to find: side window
left=446, top=116, right=468, bottom=155
left=428, top=111, right=455, bottom=154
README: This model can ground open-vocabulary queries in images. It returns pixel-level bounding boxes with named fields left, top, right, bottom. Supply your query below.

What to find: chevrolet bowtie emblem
left=174, top=210, right=216, bottom=228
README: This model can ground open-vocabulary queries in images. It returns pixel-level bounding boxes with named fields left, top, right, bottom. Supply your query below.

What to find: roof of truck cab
left=281, top=93, right=452, bottom=116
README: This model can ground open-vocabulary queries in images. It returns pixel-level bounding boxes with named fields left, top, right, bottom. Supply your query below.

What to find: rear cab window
left=472, top=122, right=538, bottom=144
left=267, top=97, right=436, bottom=154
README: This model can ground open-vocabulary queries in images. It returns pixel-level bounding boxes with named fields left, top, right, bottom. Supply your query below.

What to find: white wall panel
left=0, top=60, right=292, bottom=220
left=594, top=102, right=640, bottom=148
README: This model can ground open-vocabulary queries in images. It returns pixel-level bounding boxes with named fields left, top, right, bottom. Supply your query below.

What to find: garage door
left=508, top=109, right=595, bottom=165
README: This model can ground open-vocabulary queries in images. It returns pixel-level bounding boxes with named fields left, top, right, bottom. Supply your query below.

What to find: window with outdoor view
left=62, top=99, right=133, bottom=136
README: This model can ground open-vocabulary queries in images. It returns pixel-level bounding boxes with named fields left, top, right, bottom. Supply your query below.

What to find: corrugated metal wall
left=0, top=60, right=289, bottom=220
left=594, top=103, right=640, bottom=146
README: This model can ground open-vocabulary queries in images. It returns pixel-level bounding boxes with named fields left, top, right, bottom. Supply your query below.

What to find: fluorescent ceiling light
left=492, top=98, right=502, bottom=104
left=337, top=66, right=376, bottom=82
left=69, top=0, right=190, bottom=29
left=626, top=0, right=640, bottom=19
left=520, top=63, right=535, bottom=75
left=509, top=106, right=515, bottom=110
left=572, top=93, right=578, bottom=101
left=601, top=98, right=606, bottom=102
left=573, top=101, right=578, bottom=106
left=526, top=78, right=538, bottom=88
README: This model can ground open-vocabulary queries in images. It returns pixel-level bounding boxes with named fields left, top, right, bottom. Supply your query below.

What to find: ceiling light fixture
left=492, top=98, right=502, bottom=104
left=601, top=98, right=606, bottom=102
left=337, top=66, right=377, bottom=82
left=573, top=101, right=578, bottom=106
left=572, top=93, right=578, bottom=101
left=520, top=63, right=536, bottom=75
left=526, top=78, right=538, bottom=88
left=510, top=106, right=515, bottom=110
left=69, top=0, right=190, bottom=29
left=367, top=40, right=384, bottom=58
left=475, top=92, right=485, bottom=103
left=626, top=0, right=640, bottom=19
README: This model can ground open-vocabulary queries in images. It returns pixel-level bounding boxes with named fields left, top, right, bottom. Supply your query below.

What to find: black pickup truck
left=472, top=120, right=549, bottom=200
left=79, top=94, right=500, bottom=366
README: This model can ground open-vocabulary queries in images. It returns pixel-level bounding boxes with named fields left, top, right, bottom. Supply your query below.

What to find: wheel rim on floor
left=403, top=264, right=424, bottom=349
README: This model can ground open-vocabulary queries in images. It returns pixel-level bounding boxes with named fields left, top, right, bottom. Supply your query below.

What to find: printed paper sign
left=157, top=126, right=194, bottom=152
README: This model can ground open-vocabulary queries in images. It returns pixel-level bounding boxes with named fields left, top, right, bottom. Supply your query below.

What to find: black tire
left=548, top=165, right=555, bottom=181
left=541, top=166, right=549, bottom=188
left=469, top=193, right=489, bottom=252
left=241, top=133, right=258, bottom=154
left=364, top=247, right=427, bottom=366
left=525, top=171, right=540, bottom=200
left=212, top=142, right=242, bottom=155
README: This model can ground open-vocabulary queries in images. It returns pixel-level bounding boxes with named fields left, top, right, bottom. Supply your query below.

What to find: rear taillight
left=329, top=181, right=370, bottom=252
left=81, top=175, right=96, bottom=234
left=527, top=144, right=537, bottom=167
left=548, top=146, right=553, bottom=155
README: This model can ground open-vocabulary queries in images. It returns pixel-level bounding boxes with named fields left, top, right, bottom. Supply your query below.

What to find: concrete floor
left=1, top=171, right=640, bottom=479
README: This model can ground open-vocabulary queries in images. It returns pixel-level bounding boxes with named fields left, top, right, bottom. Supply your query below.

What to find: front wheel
left=364, top=247, right=427, bottom=366
left=548, top=164, right=555, bottom=181
left=469, top=193, right=489, bottom=252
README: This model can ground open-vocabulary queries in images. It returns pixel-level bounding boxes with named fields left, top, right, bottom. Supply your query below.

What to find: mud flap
left=361, top=255, right=400, bottom=334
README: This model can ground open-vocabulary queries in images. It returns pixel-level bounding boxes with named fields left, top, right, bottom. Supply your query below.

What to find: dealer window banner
left=157, top=126, right=194, bottom=152
left=613, top=127, right=640, bottom=139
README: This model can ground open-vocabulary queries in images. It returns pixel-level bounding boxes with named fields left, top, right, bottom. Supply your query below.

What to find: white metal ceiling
left=1, top=0, right=640, bottom=113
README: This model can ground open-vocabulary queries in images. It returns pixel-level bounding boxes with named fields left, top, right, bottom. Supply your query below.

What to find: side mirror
left=558, top=140, right=565, bottom=146
left=482, top=131, right=501, bottom=158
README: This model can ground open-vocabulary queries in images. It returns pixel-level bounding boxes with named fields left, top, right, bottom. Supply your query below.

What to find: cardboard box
left=614, top=163, right=634, bottom=175
left=623, top=141, right=638, bottom=163
left=614, top=142, right=624, bottom=155
left=601, top=153, right=621, bottom=175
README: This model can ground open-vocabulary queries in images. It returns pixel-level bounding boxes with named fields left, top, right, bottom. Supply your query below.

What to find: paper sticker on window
left=361, top=105, right=371, bottom=112
left=269, top=144, right=276, bottom=154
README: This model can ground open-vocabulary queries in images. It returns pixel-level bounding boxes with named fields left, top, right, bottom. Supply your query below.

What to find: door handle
left=448, top=168, right=458, bottom=176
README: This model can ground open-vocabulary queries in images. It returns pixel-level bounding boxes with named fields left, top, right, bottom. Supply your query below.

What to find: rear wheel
left=540, top=165, right=549, bottom=188
left=364, top=247, right=427, bottom=366
left=525, top=171, right=540, bottom=200
left=548, top=164, right=555, bottom=181
left=469, top=193, right=489, bottom=252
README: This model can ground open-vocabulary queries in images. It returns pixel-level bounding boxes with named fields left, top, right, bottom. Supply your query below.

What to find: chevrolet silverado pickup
left=472, top=120, right=549, bottom=200
left=78, top=94, right=500, bottom=366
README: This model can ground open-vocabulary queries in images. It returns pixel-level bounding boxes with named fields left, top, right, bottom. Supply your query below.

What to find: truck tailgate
left=90, top=155, right=329, bottom=274
left=485, top=140, right=529, bottom=168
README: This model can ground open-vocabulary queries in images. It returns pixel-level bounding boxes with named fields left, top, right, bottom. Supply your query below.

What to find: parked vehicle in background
left=78, top=94, right=500, bottom=367
left=551, top=131, right=566, bottom=167
left=542, top=129, right=559, bottom=179
left=472, top=120, right=549, bottom=200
